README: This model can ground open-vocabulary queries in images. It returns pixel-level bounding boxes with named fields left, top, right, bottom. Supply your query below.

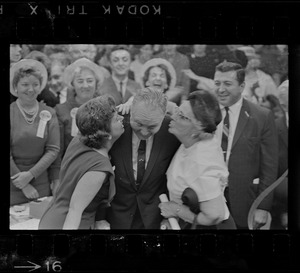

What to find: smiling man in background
left=99, top=45, right=141, bottom=105
left=214, top=61, right=278, bottom=229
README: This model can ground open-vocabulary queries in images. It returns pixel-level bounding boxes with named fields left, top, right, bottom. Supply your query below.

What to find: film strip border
left=0, top=233, right=299, bottom=272
left=0, top=1, right=296, bottom=42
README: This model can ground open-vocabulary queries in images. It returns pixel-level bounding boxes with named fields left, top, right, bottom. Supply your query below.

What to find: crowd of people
left=10, top=44, right=288, bottom=230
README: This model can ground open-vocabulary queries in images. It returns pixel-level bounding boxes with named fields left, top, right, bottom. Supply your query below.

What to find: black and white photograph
left=9, top=43, right=289, bottom=231
left=2, top=1, right=300, bottom=272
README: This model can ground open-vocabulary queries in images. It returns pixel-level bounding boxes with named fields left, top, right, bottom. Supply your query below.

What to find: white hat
left=140, top=58, right=177, bottom=90
left=10, top=59, right=48, bottom=97
left=63, top=58, right=105, bottom=88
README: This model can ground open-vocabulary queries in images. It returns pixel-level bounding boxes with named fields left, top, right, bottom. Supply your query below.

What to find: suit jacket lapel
left=120, top=118, right=136, bottom=187
left=108, top=77, right=123, bottom=105
left=123, top=80, right=138, bottom=103
left=231, top=99, right=250, bottom=150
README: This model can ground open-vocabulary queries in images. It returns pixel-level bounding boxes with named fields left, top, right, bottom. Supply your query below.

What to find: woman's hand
left=160, top=219, right=172, bottom=229
left=94, top=220, right=110, bottom=230
left=22, top=184, right=39, bottom=200
left=116, top=96, right=134, bottom=115
left=11, top=171, right=34, bottom=189
left=158, top=201, right=179, bottom=218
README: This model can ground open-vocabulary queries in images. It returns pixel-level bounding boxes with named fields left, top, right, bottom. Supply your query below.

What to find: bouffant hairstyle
left=143, top=64, right=172, bottom=92
left=215, top=61, right=245, bottom=85
left=76, top=95, right=116, bottom=149
left=188, top=90, right=222, bottom=134
left=12, top=67, right=43, bottom=90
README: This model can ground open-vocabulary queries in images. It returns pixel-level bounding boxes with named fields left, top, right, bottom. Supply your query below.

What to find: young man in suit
left=213, top=61, right=278, bottom=229
left=99, top=45, right=141, bottom=106
left=95, top=87, right=180, bottom=229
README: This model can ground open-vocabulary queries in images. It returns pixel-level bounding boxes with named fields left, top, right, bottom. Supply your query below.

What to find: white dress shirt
left=49, top=86, right=67, bottom=104
left=112, top=75, right=128, bottom=99
left=132, top=132, right=154, bottom=180
left=166, top=137, right=230, bottom=219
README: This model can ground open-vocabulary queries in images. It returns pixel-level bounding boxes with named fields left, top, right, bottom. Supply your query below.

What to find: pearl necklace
left=16, top=99, right=39, bottom=125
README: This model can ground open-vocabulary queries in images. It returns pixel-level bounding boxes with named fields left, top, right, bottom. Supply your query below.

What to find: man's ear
left=240, top=81, right=246, bottom=91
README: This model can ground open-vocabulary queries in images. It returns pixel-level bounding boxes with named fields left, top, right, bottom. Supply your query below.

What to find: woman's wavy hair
left=188, top=90, right=222, bottom=134
left=12, top=67, right=43, bottom=90
left=76, top=95, right=116, bottom=149
left=143, top=64, right=172, bottom=92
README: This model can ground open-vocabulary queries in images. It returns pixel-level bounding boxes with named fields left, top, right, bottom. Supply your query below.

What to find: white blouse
left=166, top=135, right=230, bottom=219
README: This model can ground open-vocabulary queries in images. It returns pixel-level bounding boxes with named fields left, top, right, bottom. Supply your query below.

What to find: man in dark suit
left=95, top=87, right=180, bottom=229
left=213, top=61, right=278, bottom=229
left=99, top=45, right=141, bottom=106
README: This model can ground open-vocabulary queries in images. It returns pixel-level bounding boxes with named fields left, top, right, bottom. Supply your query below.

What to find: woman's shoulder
left=68, top=138, right=114, bottom=173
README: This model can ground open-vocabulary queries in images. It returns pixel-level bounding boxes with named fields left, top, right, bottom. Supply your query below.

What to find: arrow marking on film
left=14, top=260, right=41, bottom=272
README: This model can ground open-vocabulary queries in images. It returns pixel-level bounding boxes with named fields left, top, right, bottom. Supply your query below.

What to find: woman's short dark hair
left=215, top=61, right=245, bottom=85
left=76, top=95, right=116, bottom=149
left=188, top=90, right=222, bottom=134
left=143, top=64, right=172, bottom=92
left=12, top=68, right=43, bottom=90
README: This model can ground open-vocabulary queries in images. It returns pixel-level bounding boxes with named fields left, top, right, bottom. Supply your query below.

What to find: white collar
left=112, top=75, right=128, bottom=85
left=220, top=96, right=243, bottom=115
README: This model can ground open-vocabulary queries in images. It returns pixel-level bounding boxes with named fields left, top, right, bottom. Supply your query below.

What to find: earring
left=108, top=135, right=112, bottom=140
left=191, top=133, right=198, bottom=139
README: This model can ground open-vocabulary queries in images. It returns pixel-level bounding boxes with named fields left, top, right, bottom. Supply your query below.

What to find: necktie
left=221, top=106, right=231, bottom=210
left=56, top=91, right=61, bottom=102
left=136, top=140, right=146, bottom=189
left=221, top=106, right=230, bottom=161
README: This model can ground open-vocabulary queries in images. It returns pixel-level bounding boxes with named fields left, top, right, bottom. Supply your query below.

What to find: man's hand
left=94, top=220, right=110, bottom=230
left=253, top=209, right=269, bottom=229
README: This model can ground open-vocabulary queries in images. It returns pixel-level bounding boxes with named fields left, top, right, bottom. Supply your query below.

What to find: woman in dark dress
left=39, top=95, right=124, bottom=229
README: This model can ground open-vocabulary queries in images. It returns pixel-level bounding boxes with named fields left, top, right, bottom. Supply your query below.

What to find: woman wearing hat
left=55, top=57, right=105, bottom=158
left=10, top=59, right=60, bottom=206
left=117, top=58, right=180, bottom=116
